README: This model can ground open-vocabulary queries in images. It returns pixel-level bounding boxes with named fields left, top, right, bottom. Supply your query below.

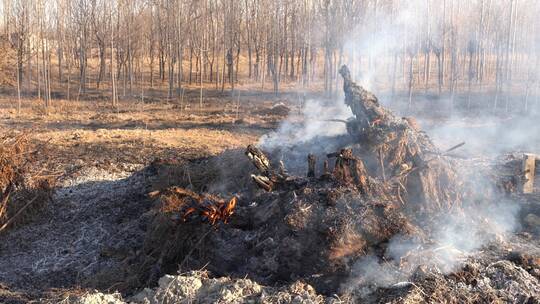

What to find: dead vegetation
left=149, top=148, right=255, bottom=194
left=0, top=133, right=52, bottom=232
left=253, top=103, right=291, bottom=116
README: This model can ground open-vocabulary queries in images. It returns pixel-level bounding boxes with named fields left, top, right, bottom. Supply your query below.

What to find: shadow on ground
left=0, top=165, right=157, bottom=301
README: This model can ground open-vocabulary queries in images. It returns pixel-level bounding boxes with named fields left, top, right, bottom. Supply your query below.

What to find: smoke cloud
left=418, top=116, right=540, bottom=158
left=341, top=198, right=520, bottom=297
left=258, top=98, right=351, bottom=149
left=344, top=0, right=428, bottom=92
left=257, top=98, right=352, bottom=174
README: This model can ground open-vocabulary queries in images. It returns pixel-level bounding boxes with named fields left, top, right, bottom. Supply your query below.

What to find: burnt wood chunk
left=339, top=65, right=387, bottom=130
left=246, top=144, right=270, bottom=173
left=323, top=160, right=330, bottom=176
left=522, top=153, right=537, bottom=194
left=246, top=145, right=275, bottom=191
left=308, top=154, right=316, bottom=178
left=251, top=174, right=274, bottom=192
left=279, top=160, right=288, bottom=176
left=331, top=148, right=370, bottom=194
left=245, top=146, right=303, bottom=192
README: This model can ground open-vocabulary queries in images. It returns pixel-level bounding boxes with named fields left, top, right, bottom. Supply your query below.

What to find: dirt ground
left=0, top=90, right=294, bottom=302
left=0, top=88, right=538, bottom=303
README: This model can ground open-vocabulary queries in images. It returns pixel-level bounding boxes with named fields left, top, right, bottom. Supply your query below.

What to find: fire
left=370, top=118, right=382, bottom=127
left=182, top=196, right=237, bottom=225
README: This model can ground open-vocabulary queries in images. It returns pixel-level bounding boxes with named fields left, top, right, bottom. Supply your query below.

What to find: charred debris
left=132, top=65, right=539, bottom=301
left=246, top=65, right=463, bottom=213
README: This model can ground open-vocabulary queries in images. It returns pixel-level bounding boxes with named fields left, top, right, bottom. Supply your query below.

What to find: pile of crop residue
left=0, top=133, right=52, bottom=232
left=71, top=66, right=539, bottom=303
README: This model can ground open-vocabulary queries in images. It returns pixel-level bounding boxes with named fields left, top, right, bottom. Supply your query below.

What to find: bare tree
left=8, top=0, right=30, bottom=114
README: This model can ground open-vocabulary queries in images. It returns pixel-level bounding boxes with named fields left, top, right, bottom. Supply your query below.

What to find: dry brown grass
left=0, top=133, right=52, bottom=231
left=0, top=93, right=285, bottom=172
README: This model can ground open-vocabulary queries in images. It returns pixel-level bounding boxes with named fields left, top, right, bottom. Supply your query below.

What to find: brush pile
left=0, top=133, right=51, bottom=231
left=128, top=66, right=538, bottom=302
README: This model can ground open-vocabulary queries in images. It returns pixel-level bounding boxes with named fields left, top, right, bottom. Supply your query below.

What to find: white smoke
left=255, top=98, right=353, bottom=175
left=418, top=116, right=540, bottom=158
left=341, top=197, right=521, bottom=297
left=344, top=1, right=429, bottom=92
left=258, top=99, right=351, bottom=151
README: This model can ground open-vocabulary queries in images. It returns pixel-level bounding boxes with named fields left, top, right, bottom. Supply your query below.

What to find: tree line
left=2, top=0, right=540, bottom=111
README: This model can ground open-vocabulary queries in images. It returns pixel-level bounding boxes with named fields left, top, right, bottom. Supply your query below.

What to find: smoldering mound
left=116, top=66, right=535, bottom=302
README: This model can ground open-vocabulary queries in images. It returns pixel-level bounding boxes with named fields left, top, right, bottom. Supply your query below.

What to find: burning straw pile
left=0, top=133, right=51, bottom=232
left=130, top=66, right=537, bottom=302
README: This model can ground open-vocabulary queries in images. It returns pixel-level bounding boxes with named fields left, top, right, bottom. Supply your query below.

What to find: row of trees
left=2, top=0, right=540, bottom=110
left=346, top=0, right=540, bottom=111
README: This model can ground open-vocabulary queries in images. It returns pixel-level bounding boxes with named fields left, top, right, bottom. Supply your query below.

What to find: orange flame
left=370, top=118, right=382, bottom=127
left=182, top=196, right=237, bottom=225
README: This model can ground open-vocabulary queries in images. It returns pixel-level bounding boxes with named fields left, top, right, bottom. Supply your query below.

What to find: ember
left=182, top=196, right=237, bottom=225
left=155, top=187, right=237, bottom=225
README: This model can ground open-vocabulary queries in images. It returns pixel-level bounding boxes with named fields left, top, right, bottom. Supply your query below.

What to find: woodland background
left=1, top=0, right=539, bottom=113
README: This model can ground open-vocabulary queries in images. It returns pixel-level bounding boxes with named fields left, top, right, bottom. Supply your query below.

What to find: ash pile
left=128, top=66, right=539, bottom=303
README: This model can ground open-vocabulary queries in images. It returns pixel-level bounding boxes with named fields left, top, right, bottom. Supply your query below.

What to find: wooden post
left=323, top=160, right=329, bottom=176
left=279, top=160, right=287, bottom=177
left=522, top=153, right=536, bottom=194
left=307, top=154, right=316, bottom=178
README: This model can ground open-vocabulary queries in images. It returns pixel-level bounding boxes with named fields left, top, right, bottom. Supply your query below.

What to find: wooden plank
left=522, top=153, right=536, bottom=194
